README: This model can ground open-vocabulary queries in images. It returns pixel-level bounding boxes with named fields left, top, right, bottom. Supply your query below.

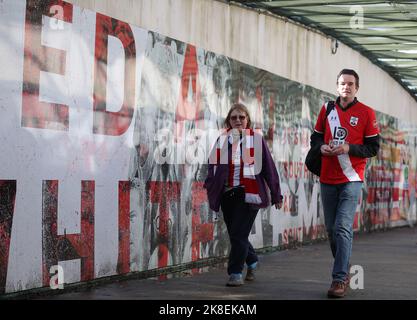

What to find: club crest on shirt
left=350, top=116, right=358, bottom=126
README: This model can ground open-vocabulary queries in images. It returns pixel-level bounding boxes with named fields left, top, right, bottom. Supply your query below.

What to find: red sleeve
left=314, top=105, right=326, bottom=134
left=365, top=108, right=379, bottom=137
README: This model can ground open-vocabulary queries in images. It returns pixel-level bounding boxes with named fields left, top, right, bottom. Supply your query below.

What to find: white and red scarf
left=214, top=128, right=262, bottom=204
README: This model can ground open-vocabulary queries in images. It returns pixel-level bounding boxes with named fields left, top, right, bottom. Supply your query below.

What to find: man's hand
left=320, top=144, right=334, bottom=156
left=320, top=143, right=349, bottom=156
left=331, top=144, right=349, bottom=155
left=275, top=201, right=283, bottom=210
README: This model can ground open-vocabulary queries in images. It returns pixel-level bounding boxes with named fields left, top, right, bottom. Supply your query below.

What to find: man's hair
left=337, top=69, right=359, bottom=88
left=224, top=103, right=252, bottom=129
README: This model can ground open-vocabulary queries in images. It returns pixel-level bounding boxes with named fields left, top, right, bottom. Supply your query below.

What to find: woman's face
left=229, top=109, right=248, bottom=132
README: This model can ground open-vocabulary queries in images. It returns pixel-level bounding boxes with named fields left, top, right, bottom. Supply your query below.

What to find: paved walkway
left=37, top=226, right=417, bottom=300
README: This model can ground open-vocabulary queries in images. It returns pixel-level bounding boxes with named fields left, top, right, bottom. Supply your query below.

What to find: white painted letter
left=50, top=265, right=64, bottom=289
left=350, top=5, right=364, bottom=29
left=350, top=265, right=364, bottom=289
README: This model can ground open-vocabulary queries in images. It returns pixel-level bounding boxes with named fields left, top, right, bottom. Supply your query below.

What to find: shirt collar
left=336, top=96, right=358, bottom=110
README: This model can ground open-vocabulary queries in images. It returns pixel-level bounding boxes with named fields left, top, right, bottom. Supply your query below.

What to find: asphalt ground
left=33, top=226, right=417, bottom=301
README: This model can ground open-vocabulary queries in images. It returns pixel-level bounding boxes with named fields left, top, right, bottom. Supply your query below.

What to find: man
left=311, top=69, right=380, bottom=298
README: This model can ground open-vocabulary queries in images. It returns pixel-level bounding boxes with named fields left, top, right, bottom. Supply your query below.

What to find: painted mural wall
left=0, top=0, right=416, bottom=294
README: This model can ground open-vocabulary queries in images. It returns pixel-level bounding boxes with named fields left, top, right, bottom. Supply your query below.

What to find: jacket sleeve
left=348, top=134, right=380, bottom=158
left=260, top=137, right=283, bottom=205
left=203, top=160, right=219, bottom=213
left=203, top=163, right=214, bottom=190
left=203, top=140, right=217, bottom=191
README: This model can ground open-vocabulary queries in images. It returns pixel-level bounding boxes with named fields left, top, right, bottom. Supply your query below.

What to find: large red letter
left=93, top=14, right=136, bottom=136
left=191, top=182, right=213, bottom=273
left=42, top=180, right=95, bottom=286
left=117, top=181, right=130, bottom=274
left=22, top=0, right=73, bottom=130
left=175, top=44, right=201, bottom=142
left=0, top=181, right=16, bottom=294
left=149, top=181, right=181, bottom=279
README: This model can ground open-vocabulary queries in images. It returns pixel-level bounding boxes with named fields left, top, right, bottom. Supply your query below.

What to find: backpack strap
left=323, top=101, right=335, bottom=134
left=325, top=101, right=335, bottom=117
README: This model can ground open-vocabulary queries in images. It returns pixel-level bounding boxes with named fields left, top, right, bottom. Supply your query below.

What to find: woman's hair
left=224, top=103, right=252, bottom=129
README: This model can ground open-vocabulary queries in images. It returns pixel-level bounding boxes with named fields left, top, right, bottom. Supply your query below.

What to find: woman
left=204, top=103, right=283, bottom=287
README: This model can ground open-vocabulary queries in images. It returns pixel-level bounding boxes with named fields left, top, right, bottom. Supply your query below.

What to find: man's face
left=337, top=74, right=358, bottom=101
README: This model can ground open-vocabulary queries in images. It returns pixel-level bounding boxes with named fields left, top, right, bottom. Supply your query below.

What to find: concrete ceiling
left=229, top=0, right=417, bottom=102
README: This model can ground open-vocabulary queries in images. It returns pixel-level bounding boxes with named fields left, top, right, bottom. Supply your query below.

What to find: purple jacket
left=203, top=134, right=283, bottom=212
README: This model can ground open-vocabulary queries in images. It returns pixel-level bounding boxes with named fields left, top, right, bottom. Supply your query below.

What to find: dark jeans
left=220, top=187, right=259, bottom=275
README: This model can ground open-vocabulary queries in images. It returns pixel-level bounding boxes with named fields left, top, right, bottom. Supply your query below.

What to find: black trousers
left=220, top=187, right=259, bottom=275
